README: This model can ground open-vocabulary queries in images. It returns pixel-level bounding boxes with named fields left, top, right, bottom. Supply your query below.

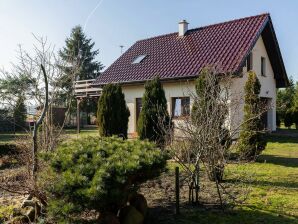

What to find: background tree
left=59, top=25, right=104, bottom=122
left=292, top=109, right=298, bottom=129
left=237, top=71, right=267, bottom=160
left=97, top=84, right=130, bottom=138
left=13, top=95, right=27, bottom=131
left=137, top=77, right=171, bottom=146
left=276, top=77, right=295, bottom=125
left=284, top=110, right=293, bottom=128
left=292, top=81, right=298, bottom=129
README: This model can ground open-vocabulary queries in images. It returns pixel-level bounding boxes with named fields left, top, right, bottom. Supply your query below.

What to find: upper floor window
left=246, top=53, right=253, bottom=71
left=172, top=97, right=190, bottom=118
left=261, top=57, right=266, bottom=76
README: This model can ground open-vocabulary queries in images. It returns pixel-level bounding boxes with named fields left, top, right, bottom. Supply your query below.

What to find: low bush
left=44, top=136, right=166, bottom=223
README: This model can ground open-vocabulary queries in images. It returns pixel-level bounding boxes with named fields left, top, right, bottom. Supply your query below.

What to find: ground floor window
left=172, top=97, right=190, bottom=118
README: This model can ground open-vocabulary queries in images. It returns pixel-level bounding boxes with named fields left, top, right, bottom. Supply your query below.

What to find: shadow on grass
left=226, top=178, right=298, bottom=189
left=268, top=130, right=298, bottom=144
left=257, top=154, right=298, bottom=168
left=146, top=203, right=298, bottom=224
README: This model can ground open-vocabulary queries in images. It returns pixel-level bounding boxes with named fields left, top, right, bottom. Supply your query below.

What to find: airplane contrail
left=83, top=0, right=105, bottom=31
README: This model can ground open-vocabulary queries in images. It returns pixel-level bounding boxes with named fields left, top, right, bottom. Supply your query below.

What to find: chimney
left=178, top=20, right=189, bottom=37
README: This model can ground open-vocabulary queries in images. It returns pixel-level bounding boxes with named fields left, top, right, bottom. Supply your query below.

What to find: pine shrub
left=45, top=136, right=166, bottom=222
left=237, top=71, right=267, bottom=160
left=97, top=84, right=130, bottom=138
left=137, top=77, right=171, bottom=146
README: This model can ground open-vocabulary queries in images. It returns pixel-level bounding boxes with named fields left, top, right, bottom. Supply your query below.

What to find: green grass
left=64, top=127, right=99, bottom=137
left=172, top=132, right=298, bottom=224
left=0, top=127, right=99, bottom=144
left=0, top=132, right=27, bottom=144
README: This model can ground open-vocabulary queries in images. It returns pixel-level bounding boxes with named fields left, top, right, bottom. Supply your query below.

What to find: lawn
left=144, top=130, right=298, bottom=224
left=0, top=126, right=99, bottom=144
left=0, top=132, right=27, bottom=144
left=64, top=126, right=99, bottom=138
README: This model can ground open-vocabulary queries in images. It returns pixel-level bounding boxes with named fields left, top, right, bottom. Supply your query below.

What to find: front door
left=260, top=97, right=270, bottom=130
left=261, top=110, right=268, bottom=130
left=136, top=98, right=142, bottom=131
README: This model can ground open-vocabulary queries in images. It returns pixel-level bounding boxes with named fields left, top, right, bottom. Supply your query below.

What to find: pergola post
left=74, top=79, right=102, bottom=134
left=77, top=98, right=81, bottom=134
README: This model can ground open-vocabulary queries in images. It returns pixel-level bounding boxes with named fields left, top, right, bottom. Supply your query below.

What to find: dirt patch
left=139, top=168, right=230, bottom=223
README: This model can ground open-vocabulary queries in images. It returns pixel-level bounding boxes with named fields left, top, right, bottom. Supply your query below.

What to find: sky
left=0, top=0, right=297, bottom=81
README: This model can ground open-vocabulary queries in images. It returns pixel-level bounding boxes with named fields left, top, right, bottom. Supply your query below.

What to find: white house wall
left=232, top=36, right=277, bottom=132
left=122, top=81, right=196, bottom=134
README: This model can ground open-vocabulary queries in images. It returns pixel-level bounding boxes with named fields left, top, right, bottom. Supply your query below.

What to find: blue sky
left=0, top=0, right=297, bottom=80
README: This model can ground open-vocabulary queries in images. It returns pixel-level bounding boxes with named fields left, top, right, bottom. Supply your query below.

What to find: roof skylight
left=132, top=55, right=147, bottom=64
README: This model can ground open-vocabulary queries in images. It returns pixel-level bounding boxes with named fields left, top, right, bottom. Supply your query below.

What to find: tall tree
left=59, top=26, right=104, bottom=120
left=237, top=71, right=267, bottom=160
left=97, top=84, right=130, bottom=138
left=137, top=77, right=171, bottom=146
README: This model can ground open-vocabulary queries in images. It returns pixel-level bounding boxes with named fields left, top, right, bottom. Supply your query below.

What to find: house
left=93, top=13, right=289, bottom=136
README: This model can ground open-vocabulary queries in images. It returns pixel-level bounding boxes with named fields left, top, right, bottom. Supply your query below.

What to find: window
left=172, top=97, right=190, bottom=118
left=132, top=55, right=147, bottom=64
left=246, top=53, right=253, bottom=71
left=261, top=57, right=266, bottom=76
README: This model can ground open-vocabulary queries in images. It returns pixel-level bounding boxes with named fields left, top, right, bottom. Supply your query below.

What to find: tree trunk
left=32, top=64, right=48, bottom=182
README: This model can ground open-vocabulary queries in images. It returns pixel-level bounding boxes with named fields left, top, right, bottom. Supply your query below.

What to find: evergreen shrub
left=45, top=136, right=166, bottom=222
left=137, top=77, right=171, bottom=146
left=97, top=84, right=130, bottom=138
left=237, top=71, right=267, bottom=160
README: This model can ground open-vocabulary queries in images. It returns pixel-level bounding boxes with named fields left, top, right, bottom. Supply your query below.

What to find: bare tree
left=160, top=67, right=269, bottom=208
left=0, top=36, right=79, bottom=207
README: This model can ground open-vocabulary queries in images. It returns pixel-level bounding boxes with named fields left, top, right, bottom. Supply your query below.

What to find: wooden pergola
left=74, top=79, right=102, bottom=133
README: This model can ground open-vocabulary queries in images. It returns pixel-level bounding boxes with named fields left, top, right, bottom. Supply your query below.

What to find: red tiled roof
left=94, top=14, right=285, bottom=86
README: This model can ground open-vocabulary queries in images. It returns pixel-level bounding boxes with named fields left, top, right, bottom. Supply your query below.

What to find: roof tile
left=94, top=14, right=269, bottom=85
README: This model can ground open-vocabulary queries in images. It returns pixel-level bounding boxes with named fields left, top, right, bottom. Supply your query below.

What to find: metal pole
left=77, top=98, right=80, bottom=134
left=175, top=166, right=180, bottom=215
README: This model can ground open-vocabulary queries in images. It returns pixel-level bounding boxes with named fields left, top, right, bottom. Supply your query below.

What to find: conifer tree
left=97, top=84, right=130, bottom=138
left=237, top=71, right=267, bottom=160
left=59, top=26, right=104, bottom=121
left=137, top=77, right=170, bottom=146
left=13, top=95, right=27, bottom=131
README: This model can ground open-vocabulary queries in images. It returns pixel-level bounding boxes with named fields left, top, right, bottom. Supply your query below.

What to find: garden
left=0, top=26, right=298, bottom=224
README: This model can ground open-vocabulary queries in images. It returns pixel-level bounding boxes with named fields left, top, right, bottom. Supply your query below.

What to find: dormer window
left=132, top=55, right=147, bottom=64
